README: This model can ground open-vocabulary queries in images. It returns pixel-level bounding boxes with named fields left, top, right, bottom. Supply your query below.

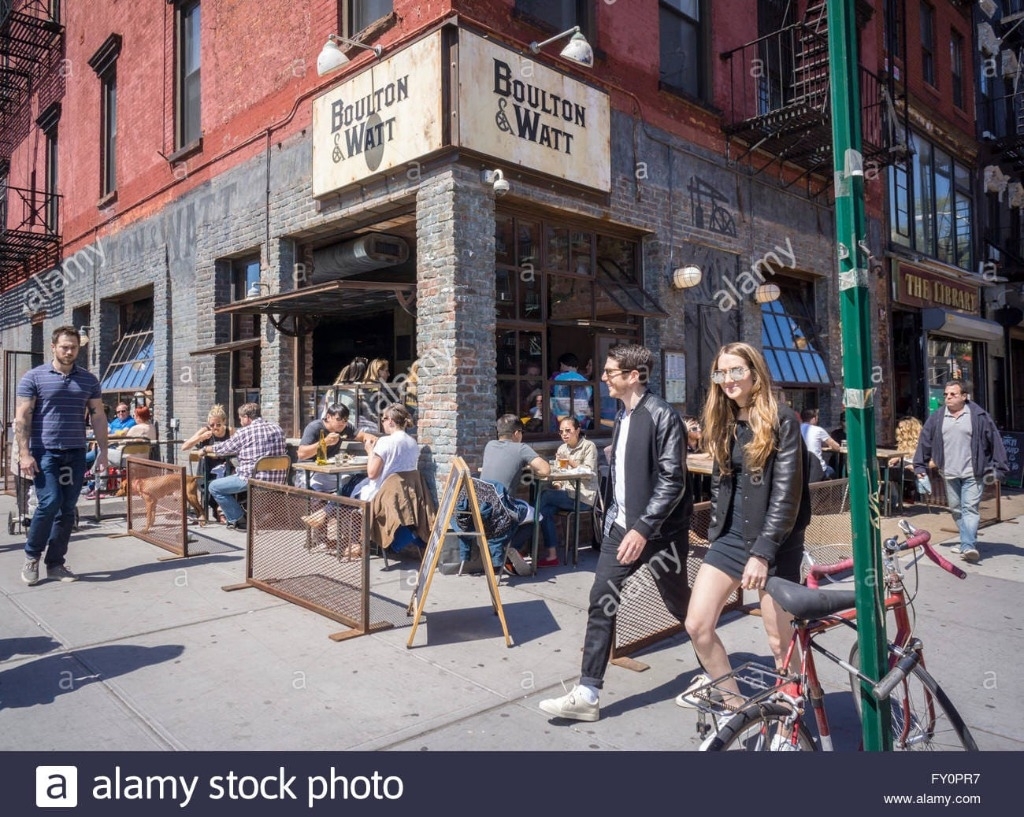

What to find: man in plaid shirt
left=204, top=402, right=287, bottom=529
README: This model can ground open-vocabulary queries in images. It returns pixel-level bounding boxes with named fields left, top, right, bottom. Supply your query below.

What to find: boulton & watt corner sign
left=312, top=33, right=444, bottom=196
left=457, top=29, right=610, bottom=192
left=311, top=28, right=610, bottom=196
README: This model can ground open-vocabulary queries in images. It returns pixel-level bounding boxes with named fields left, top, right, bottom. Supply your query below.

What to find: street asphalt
left=1, top=488, right=1022, bottom=753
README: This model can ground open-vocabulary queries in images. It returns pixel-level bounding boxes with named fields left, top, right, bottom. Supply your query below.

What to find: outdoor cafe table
left=530, top=468, right=595, bottom=573
left=291, top=458, right=369, bottom=495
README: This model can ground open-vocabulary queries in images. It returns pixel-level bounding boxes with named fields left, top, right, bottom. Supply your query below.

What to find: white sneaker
left=539, top=685, right=599, bottom=722
left=675, top=673, right=723, bottom=709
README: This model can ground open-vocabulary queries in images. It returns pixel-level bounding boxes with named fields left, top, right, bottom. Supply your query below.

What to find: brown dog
left=127, top=473, right=206, bottom=532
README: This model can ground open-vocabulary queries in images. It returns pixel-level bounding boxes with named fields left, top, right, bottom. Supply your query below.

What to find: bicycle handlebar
left=892, top=523, right=967, bottom=580
left=804, top=521, right=966, bottom=588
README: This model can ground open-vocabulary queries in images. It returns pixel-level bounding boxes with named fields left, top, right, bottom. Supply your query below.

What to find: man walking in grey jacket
left=913, top=380, right=1008, bottom=563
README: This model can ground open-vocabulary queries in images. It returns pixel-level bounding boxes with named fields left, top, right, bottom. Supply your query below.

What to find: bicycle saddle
left=765, top=577, right=857, bottom=620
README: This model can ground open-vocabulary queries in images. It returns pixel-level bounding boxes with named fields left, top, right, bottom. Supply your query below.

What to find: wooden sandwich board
left=406, top=456, right=513, bottom=648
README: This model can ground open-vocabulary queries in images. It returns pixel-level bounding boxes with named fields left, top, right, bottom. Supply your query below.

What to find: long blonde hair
left=895, top=416, right=923, bottom=456
left=701, top=342, right=779, bottom=475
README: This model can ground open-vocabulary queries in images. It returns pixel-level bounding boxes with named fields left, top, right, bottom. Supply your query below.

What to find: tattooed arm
left=15, top=396, right=37, bottom=477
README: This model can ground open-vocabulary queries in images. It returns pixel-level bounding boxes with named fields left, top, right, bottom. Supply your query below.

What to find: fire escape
left=0, top=0, right=63, bottom=292
left=719, top=2, right=905, bottom=194
left=979, top=1, right=1024, bottom=285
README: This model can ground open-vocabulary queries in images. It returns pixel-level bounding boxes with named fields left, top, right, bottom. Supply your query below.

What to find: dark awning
left=213, top=279, right=417, bottom=337
left=214, top=279, right=416, bottom=318
left=189, top=337, right=262, bottom=357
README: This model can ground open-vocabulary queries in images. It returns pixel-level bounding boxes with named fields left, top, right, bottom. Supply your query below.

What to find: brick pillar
left=414, top=165, right=496, bottom=491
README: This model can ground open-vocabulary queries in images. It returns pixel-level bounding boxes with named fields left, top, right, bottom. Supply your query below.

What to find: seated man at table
left=537, top=417, right=598, bottom=567
left=204, top=403, right=287, bottom=529
left=85, top=402, right=135, bottom=469
left=800, top=408, right=841, bottom=482
left=462, top=414, right=549, bottom=572
left=294, top=403, right=376, bottom=493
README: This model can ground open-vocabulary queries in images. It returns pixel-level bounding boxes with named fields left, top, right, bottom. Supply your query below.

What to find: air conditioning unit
left=312, top=233, right=410, bottom=282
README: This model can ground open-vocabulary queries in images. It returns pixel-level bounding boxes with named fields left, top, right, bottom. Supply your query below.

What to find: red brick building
left=3, top=1, right=999, bottom=480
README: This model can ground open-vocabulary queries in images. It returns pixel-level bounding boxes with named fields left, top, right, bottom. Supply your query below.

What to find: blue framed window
left=761, top=287, right=831, bottom=386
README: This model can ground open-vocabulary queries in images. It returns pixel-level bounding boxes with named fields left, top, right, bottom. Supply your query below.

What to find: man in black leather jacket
left=540, top=344, right=691, bottom=722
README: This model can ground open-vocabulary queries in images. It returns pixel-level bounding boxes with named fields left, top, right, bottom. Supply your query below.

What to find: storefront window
left=494, top=216, right=655, bottom=435
left=926, top=336, right=975, bottom=413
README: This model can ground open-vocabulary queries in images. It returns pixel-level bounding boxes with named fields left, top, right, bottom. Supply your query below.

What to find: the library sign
left=312, top=33, right=443, bottom=197
left=457, top=29, right=610, bottom=192
left=894, top=262, right=979, bottom=314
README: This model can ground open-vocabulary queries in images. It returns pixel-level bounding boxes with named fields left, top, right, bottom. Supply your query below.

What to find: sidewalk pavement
left=1, top=490, right=1023, bottom=752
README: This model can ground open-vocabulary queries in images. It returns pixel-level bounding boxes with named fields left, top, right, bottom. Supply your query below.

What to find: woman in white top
left=355, top=404, right=419, bottom=501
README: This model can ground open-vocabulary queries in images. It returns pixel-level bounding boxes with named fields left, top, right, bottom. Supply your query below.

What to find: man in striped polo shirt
left=15, top=326, right=108, bottom=586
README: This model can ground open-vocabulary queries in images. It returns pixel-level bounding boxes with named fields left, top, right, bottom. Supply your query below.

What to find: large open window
left=760, top=280, right=831, bottom=404
left=495, top=215, right=663, bottom=435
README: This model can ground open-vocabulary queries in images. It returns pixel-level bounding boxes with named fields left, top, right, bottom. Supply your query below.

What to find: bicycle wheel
left=849, top=644, right=977, bottom=751
left=702, top=704, right=817, bottom=751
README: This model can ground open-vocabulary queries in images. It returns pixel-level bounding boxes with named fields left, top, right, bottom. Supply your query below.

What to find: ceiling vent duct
left=312, top=233, right=410, bottom=282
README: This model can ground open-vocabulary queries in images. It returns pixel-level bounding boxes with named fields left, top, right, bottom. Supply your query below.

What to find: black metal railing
left=1, top=184, right=60, bottom=237
left=720, top=22, right=886, bottom=164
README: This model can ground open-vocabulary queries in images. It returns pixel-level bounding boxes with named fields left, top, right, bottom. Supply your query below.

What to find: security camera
left=492, top=169, right=510, bottom=197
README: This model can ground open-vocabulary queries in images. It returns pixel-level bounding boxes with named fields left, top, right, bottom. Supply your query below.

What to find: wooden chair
left=241, top=454, right=292, bottom=525
left=252, top=454, right=292, bottom=484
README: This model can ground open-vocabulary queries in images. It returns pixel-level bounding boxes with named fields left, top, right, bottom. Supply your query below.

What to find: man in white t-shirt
left=800, top=408, right=841, bottom=482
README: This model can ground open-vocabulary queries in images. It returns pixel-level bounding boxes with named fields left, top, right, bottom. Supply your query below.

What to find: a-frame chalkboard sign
left=406, top=457, right=513, bottom=648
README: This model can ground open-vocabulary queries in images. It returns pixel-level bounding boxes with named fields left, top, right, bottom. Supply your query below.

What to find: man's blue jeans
left=25, top=448, right=87, bottom=566
left=944, top=474, right=982, bottom=550
left=208, top=474, right=248, bottom=524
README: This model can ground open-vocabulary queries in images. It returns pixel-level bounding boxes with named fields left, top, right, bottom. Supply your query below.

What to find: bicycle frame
left=771, top=522, right=963, bottom=750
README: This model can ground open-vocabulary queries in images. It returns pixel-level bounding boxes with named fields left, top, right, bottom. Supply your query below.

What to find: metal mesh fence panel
left=125, top=458, right=192, bottom=556
left=612, top=501, right=741, bottom=659
left=246, top=481, right=409, bottom=636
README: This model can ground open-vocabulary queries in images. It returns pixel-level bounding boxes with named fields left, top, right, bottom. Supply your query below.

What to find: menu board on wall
left=1002, top=432, right=1024, bottom=488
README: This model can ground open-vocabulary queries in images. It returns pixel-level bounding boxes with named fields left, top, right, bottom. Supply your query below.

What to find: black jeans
left=580, top=523, right=691, bottom=689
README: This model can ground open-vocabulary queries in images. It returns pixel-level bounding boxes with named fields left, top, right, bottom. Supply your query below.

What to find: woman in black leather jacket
left=679, top=342, right=810, bottom=716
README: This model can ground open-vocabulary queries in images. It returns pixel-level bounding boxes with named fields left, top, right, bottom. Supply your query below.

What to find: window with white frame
left=659, top=1, right=705, bottom=100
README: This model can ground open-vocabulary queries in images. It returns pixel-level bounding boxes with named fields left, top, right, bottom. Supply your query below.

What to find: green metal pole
left=826, top=0, right=891, bottom=751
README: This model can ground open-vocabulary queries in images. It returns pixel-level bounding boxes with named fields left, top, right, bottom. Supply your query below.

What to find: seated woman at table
left=351, top=404, right=420, bottom=502
left=537, top=417, right=598, bottom=567
left=182, top=405, right=234, bottom=522
left=888, top=415, right=923, bottom=503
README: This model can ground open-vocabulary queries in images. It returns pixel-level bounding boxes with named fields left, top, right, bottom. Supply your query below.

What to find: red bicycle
left=694, top=519, right=978, bottom=751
